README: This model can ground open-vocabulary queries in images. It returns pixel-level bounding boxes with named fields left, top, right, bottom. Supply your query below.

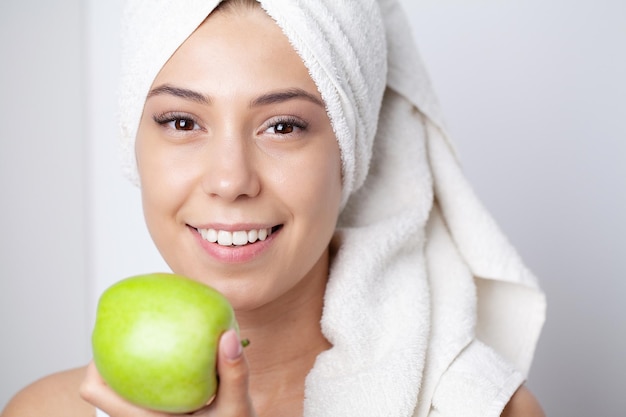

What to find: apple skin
left=92, top=272, right=237, bottom=413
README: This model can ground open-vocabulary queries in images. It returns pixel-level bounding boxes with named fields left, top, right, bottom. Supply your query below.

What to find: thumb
left=211, top=329, right=255, bottom=414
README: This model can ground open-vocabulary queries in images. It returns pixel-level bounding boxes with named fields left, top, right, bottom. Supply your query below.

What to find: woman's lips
left=190, top=225, right=283, bottom=263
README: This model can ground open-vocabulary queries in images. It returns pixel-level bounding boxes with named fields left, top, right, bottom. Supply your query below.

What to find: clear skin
left=134, top=12, right=342, bottom=315
left=1, top=5, right=544, bottom=417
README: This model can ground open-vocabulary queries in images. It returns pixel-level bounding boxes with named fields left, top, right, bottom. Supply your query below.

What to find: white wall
left=403, top=1, right=626, bottom=415
left=1, top=0, right=624, bottom=415
left=0, top=0, right=90, bottom=406
left=85, top=0, right=168, bottom=318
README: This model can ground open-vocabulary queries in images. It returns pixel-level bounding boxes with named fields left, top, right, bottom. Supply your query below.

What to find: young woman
left=2, top=1, right=546, bottom=416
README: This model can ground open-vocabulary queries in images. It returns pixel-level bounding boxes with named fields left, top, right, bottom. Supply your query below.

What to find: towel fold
left=118, top=1, right=546, bottom=416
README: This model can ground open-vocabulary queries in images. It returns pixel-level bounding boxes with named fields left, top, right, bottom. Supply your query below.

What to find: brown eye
left=153, top=113, right=202, bottom=133
left=263, top=117, right=307, bottom=136
left=274, top=123, right=294, bottom=134
left=174, top=118, right=195, bottom=130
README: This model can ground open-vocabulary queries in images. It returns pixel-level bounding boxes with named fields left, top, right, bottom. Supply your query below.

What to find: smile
left=195, top=226, right=281, bottom=247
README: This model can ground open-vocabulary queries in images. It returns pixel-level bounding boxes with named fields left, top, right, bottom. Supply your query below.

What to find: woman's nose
left=201, top=135, right=261, bottom=201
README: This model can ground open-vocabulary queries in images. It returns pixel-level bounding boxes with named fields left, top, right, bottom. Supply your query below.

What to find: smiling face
left=135, top=6, right=342, bottom=312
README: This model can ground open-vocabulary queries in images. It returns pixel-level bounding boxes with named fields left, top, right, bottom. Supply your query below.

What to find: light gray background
left=1, top=0, right=624, bottom=415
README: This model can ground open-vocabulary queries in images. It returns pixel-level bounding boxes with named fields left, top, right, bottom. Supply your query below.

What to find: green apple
left=92, top=272, right=238, bottom=413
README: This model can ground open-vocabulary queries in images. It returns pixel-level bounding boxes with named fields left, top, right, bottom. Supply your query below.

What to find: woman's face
left=135, top=6, right=342, bottom=311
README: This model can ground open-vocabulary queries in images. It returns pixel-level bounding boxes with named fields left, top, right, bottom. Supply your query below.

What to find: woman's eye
left=153, top=113, right=201, bottom=132
left=264, top=118, right=307, bottom=135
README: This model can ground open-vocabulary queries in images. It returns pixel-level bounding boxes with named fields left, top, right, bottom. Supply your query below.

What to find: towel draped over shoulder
left=117, top=1, right=547, bottom=416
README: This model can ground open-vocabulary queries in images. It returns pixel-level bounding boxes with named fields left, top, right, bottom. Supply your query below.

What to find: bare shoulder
left=501, top=385, right=545, bottom=417
left=1, top=366, right=95, bottom=417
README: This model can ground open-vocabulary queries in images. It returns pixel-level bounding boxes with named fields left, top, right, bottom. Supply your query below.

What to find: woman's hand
left=80, top=329, right=257, bottom=417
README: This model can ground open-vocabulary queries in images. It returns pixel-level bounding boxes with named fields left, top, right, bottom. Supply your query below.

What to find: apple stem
left=241, top=338, right=250, bottom=348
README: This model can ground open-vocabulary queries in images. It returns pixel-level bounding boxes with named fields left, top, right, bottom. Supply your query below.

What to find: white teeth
left=197, top=227, right=273, bottom=246
left=217, top=230, right=232, bottom=246
left=232, top=231, right=248, bottom=246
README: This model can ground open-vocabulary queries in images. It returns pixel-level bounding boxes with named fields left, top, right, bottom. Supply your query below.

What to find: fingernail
left=223, top=329, right=243, bottom=360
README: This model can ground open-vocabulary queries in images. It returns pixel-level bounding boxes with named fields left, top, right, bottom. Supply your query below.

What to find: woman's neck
left=234, top=253, right=332, bottom=417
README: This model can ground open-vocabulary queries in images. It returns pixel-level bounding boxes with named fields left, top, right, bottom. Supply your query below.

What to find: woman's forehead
left=151, top=7, right=321, bottom=101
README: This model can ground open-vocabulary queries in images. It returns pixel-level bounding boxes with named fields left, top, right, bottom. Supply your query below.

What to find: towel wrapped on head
left=117, top=1, right=546, bottom=416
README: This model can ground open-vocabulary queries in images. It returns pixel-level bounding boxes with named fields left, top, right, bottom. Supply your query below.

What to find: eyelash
left=153, top=112, right=201, bottom=132
left=262, top=116, right=308, bottom=136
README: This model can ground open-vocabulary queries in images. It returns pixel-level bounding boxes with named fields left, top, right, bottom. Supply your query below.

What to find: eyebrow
left=147, top=84, right=325, bottom=108
left=250, top=88, right=325, bottom=108
left=147, top=84, right=210, bottom=104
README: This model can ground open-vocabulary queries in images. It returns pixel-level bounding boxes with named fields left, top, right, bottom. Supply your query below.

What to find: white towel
left=117, top=1, right=546, bottom=416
